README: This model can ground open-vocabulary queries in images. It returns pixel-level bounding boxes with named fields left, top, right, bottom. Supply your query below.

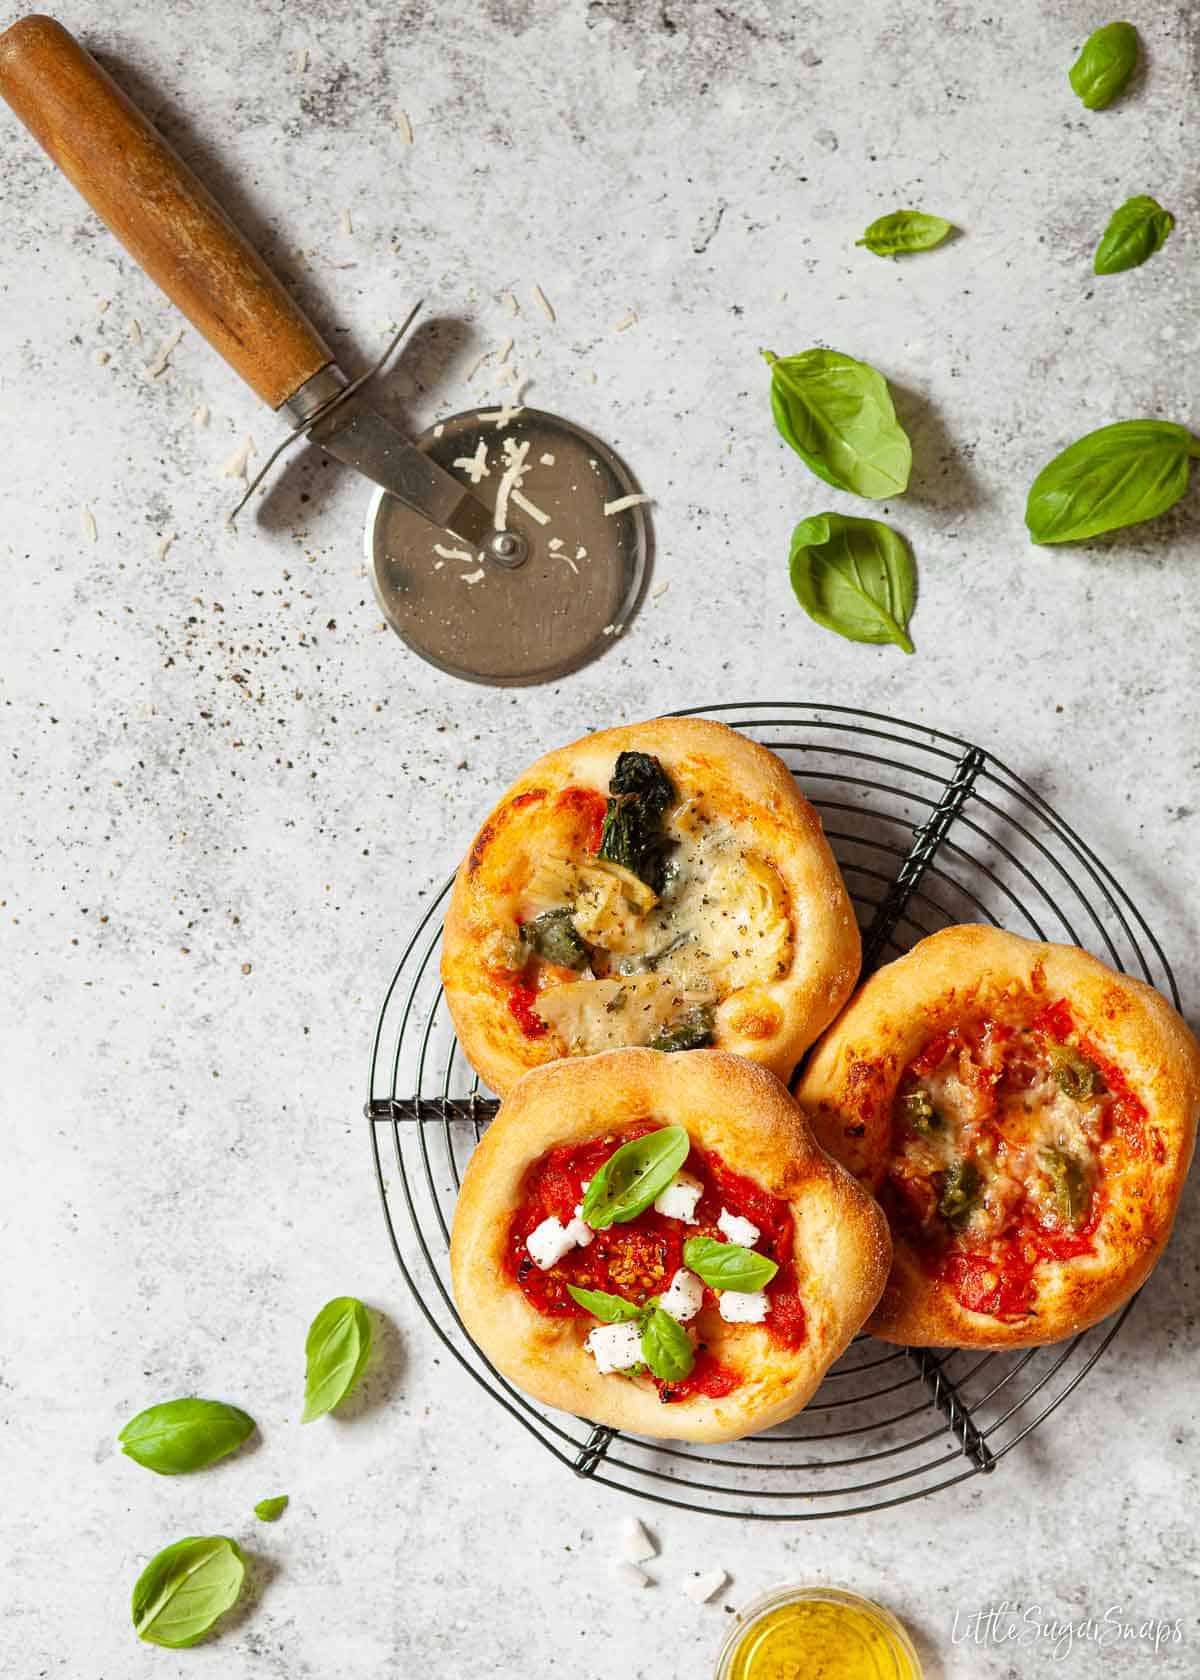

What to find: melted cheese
left=533, top=975, right=711, bottom=1055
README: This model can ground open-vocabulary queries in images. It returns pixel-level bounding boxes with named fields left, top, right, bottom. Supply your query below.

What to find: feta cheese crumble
left=716, top=1208, right=761, bottom=1248
left=658, top=1268, right=703, bottom=1323
left=622, top=1517, right=656, bottom=1562
left=585, top=1320, right=644, bottom=1374
left=682, top=1568, right=728, bottom=1603
left=653, top=1171, right=704, bottom=1223
left=525, top=1214, right=591, bottom=1270
left=717, top=1288, right=769, bottom=1324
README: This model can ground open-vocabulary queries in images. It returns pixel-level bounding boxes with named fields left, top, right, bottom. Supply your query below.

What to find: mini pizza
left=794, top=925, right=1200, bottom=1348
left=449, top=1048, right=891, bottom=1443
left=441, top=716, right=860, bottom=1096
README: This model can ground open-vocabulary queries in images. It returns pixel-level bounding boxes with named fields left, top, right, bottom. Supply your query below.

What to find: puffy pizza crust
left=442, top=715, right=860, bottom=1096
left=794, top=924, right=1200, bottom=1348
left=449, top=1049, right=891, bottom=1443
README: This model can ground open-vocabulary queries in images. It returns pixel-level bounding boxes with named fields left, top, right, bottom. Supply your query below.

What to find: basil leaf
left=566, top=1284, right=643, bottom=1322
left=301, top=1296, right=372, bottom=1423
left=1069, top=20, right=1138, bottom=110
left=640, top=1307, right=695, bottom=1383
left=683, top=1235, right=779, bottom=1292
left=789, top=513, right=915, bottom=653
left=131, top=1535, right=245, bottom=1648
left=118, top=1398, right=255, bottom=1476
left=1025, top=420, right=1200, bottom=544
left=254, top=1494, right=289, bottom=1522
left=856, top=210, right=952, bottom=257
left=579, top=1125, right=690, bottom=1229
left=762, top=348, right=912, bottom=499
left=1094, top=195, right=1174, bottom=275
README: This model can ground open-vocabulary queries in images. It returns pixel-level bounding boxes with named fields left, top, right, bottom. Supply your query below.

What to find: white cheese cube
left=653, top=1170, right=704, bottom=1223
left=682, top=1568, right=728, bottom=1603
left=613, top=1561, right=651, bottom=1588
left=658, top=1267, right=704, bottom=1324
left=622, top=1517, right=657, bottom=1562
left=717, top=1288, right=769, bottom=1323
left=585, top=1321, right=645, bottom=1374
left=526, top=1215, right=587, bottom=1270
left=716, top=1207, right=760, bottom=1248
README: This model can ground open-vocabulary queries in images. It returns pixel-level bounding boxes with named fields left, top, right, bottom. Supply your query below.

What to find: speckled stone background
left=2, top=1, right=1198, bottom=1675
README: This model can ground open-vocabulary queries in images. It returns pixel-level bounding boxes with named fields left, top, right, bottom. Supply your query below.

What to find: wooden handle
left=0, top=15, right=333, bottom=410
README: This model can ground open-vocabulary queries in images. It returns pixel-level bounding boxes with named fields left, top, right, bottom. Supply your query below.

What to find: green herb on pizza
left=579, top=1124, right=690, bottom=1229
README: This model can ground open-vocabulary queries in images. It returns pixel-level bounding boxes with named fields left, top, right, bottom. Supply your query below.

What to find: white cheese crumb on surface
left=575, top=545, right=588, bottom=561
left=193, top=404, right=210, bottom=426
left=294, top=45, right=308, bottom=72
left=142, top=328, right=183, bottom=380
left=453, top=439, right=490, bottom=484
left=493, top=437, right=531, bottom=532
left=340, top=208, right=354, bottom=235
left=502, top=291, right=519, bottom=316
left=659, top=1268, right=704, bottom=1323
left=433, top=423, right=444, bottom=437
left=460, top=567, right=486, bottom=585
left=127, top=318, right=142, bottom=344
left=622, top=1518, right=657, bottom=1562
left=433, top=543, right=475, bottom=563
left=613, top=1561, right=651, bottom=1589
left=395, top=108, right=413, bottom=143
left=654, top=1172, right=703, bottom=1223
left=494, top=361, right=519, bottom=388
left=585, top=1321, right=643, bottom=1375
left=682, top=1569, right=728, bottom=1604
left=651, top=581, right=670, bottom=599
left=220, top=436, right=257, bottom=480
left=497, top=336, right=514, bottom=363
left=717, top=1209, right=761, bottom=1248
left=562, top=554, right=579, bottom=575
left=326, top=259, right=357, bottom=270
left=465, top=349, right=493, bottom=382
left=156, top=532, right=176, bottom=561
left=96, top=297, right=110, bottom=314
left=81, top=506, right=98, bottom=542
left=718, top=1288, right=768, bottom=1324
left=548, top=537, right=564, bottom=551
left=539, top=452, right=556, bottom=466
left=532, top=283, right=556, bottom=322
left=480, top=403, right=524, bottom=429
left=615, top=311, right=638, bottom=331
left=511, top=488, right=550, bottom=525
left=94, top=349, right=110, bottom=366
left=604, top=493, right=652, bottom=516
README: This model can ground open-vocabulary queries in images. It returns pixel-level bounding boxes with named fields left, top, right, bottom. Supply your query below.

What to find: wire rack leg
left=859, top=745, right=985, bottom=972
left=908, top=1349, right=996, bottom=1473
left=573, top=1425, right=616, bottom=1477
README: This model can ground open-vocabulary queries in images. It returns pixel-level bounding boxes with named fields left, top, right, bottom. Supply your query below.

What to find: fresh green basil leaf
left=1094, top=195, right=1174, bottom=275
left=566, top=1284, right=643, bottom=1322
left=639, top=1307, right=695, bottom=1383
left=301, top=1296, right=372, bottom=1423
left=683, top=1235, right=779, bottom=1292
left=856, top=210, right=953, bottom=257
left=788, top=513, right=915, bottom=653
left=118, top=1398, right=255, bottom=1475
left=1069, top=20, right=1138, bottom=110
left=579, top=1125, right=690, bottom=1229
left=131, top=1535, right=245, bottom=1649
left=254, top=1495, right=289, bottom=1522
left=762, top=348, right=912, bottom=499
left=1025, top=420, right=1199, bottom=544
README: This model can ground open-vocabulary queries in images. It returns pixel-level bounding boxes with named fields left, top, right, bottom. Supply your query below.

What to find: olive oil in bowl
left=715, top=1586, right=922, bottom=1680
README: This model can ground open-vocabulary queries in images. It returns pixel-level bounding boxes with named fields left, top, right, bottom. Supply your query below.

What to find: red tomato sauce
left=506, top=980, right=548, bottom=1039
left=507, top=1122, right=807, bottom=1402
left=554, top=785, right=607, bottom=854
left=893, top=998, right=1137, bottom=1321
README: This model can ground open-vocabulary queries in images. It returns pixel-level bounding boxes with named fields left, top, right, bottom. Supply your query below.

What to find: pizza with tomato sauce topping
left=441, top=716, right=860, bottom=1097
left=795, top=925, right=1200, bottom=1347
left=449, top=1049, right=890, bottom=1442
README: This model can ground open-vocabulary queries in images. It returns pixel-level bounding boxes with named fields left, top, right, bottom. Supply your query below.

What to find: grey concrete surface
left=1, top=1, right=1197, bottom=1675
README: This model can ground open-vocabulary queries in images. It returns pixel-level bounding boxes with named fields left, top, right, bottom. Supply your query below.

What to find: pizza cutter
left=0, top=15, right=648, bottom=685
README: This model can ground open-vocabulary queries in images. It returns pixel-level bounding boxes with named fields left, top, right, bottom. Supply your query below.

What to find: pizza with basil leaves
left=449, top=1049, right=891, bottom=1442
left=441, top=716, right=860, bottom=1097
left=795, top=925, right=1200, bottom=1347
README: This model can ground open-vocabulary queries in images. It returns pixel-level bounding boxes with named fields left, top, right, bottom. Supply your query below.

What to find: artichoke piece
left=937, top=1158, right=982, bottom=1228
left=520, top=908, right=589, bottom=970
left=1040, top=1148, right=1091, bottom=1227
left=648, top=1004, right=715, bottom=1054
left=900, top=1088, right=941, bottom=1136
left=1047, top=1042, right=1102, bottom=1102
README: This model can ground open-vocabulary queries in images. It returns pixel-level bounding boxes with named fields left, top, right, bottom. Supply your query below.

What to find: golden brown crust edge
left=441, top=715, right=861, bottom=1097
left=449, top=1049, right=891, bottom=1442
left=794, top=924, right=1200, bottom=1348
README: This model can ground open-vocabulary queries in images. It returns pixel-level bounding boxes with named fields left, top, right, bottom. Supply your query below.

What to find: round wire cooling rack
left=366, top=701, right=1180, bottom=1521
